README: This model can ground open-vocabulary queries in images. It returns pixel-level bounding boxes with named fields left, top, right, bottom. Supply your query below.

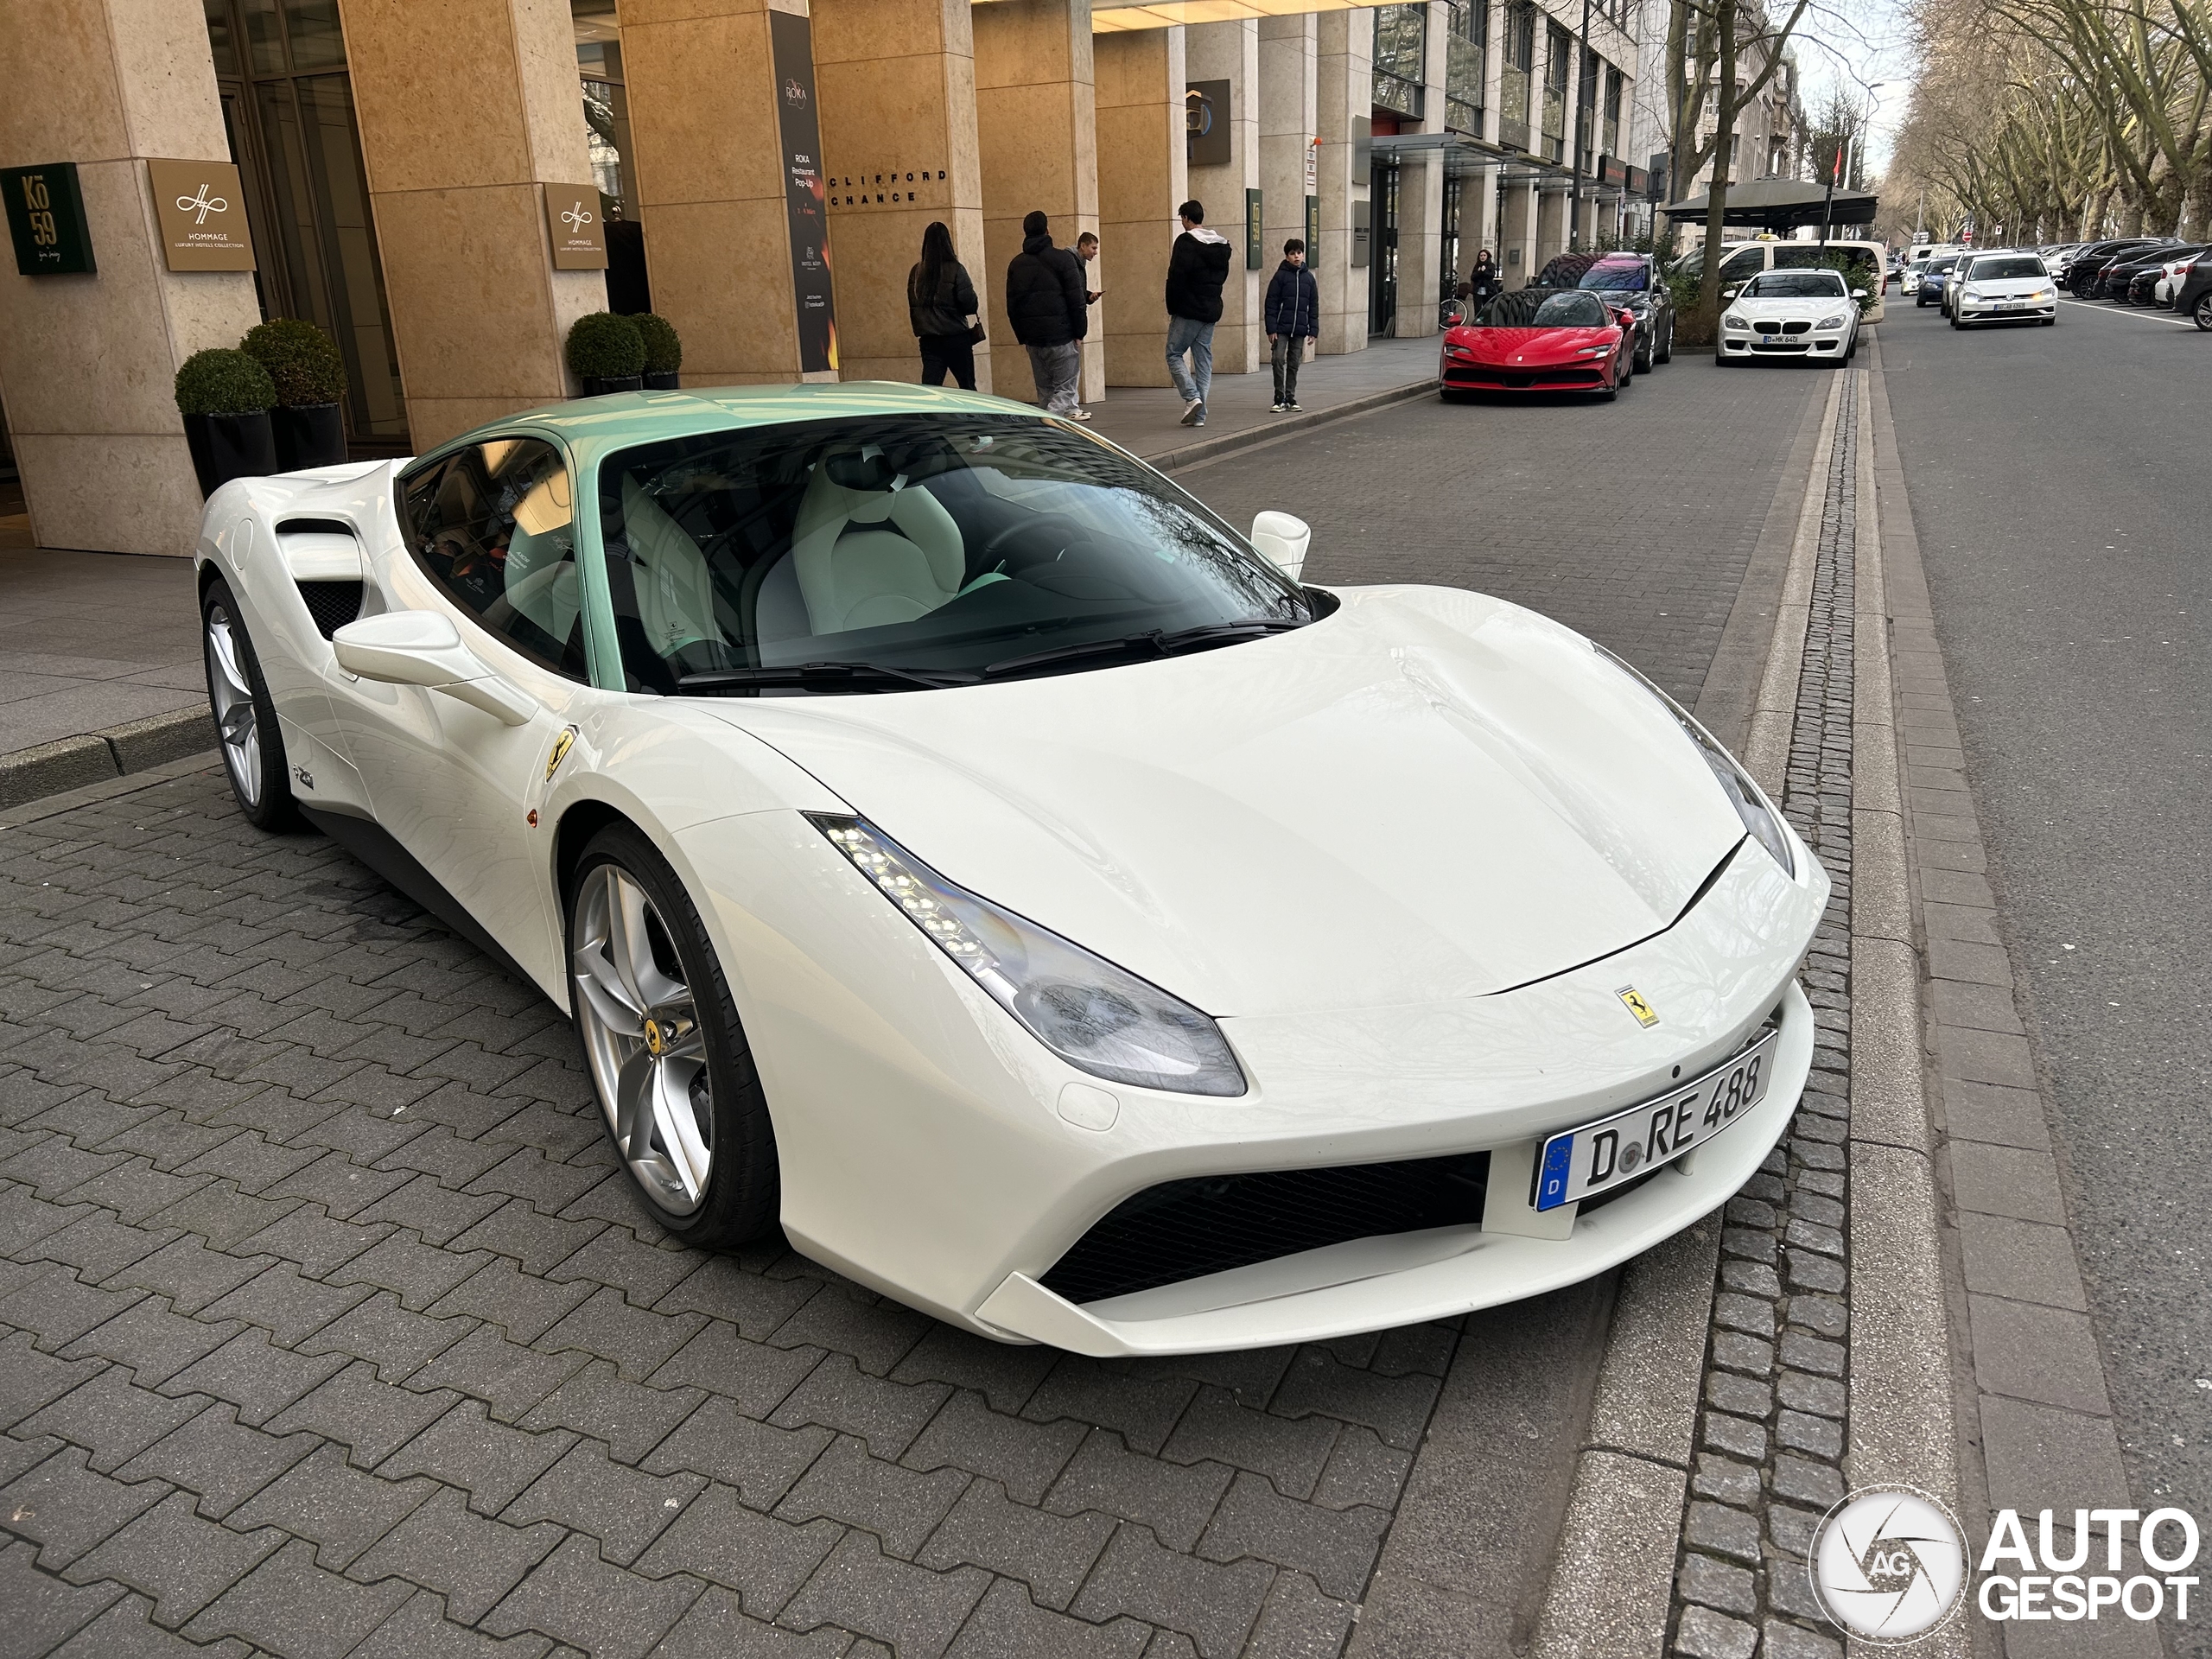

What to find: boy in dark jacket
left=1164, top=200, right=1232, bottom=426
left=1263, top=238, right=1319, bottom=412
left=1004, top=210, right=1090, bottom=418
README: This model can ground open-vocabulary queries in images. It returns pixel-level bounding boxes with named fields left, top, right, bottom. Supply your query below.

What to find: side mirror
left=334, top=611, right=537, bottom=726
left=1249, top=512, right=1311, bottom=582
left=1851, top=288, right=1867, bottom=300
left=1720, top=286, right=1739, bottom=302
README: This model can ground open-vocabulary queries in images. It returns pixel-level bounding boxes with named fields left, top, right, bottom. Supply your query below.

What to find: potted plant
left=566, top=312, right=646, bottom=396
left=633, top=312, right=683, bottom=390
left=242, top=316, right=349, bottom=471
left=175, top=348, right=277, bottom=497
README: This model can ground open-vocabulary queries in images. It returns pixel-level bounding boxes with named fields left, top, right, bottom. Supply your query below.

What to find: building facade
left=0, top=0, right=1633, bottom=556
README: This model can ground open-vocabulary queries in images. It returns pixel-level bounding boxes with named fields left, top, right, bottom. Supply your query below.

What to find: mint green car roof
left=416, top=380, right=1039, bottom=475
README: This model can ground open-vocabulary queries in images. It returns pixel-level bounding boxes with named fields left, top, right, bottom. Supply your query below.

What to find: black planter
left=182, top=410, right=278, bottom=498
left=642, top=369, right=682, bottom=391
left=581, top=374, right=645, bottom=397
left=270, top=401, right=347, bottom=472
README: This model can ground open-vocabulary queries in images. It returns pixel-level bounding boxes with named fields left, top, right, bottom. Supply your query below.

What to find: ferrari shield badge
left=1618, top=986, right=1660, bottom=1028
left=543, top=726, right=577, bottom=782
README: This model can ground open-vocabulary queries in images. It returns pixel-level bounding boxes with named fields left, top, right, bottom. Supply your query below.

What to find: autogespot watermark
left=1807, top=1487, right=2202, bottom=1641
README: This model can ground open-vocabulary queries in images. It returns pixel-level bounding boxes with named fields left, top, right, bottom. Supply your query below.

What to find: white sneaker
left=1269, top=403, right=1287, bottom=413
left=1179, top=399, right=1204, bottom=427
left=1070, top=407, right=1092, bottom=421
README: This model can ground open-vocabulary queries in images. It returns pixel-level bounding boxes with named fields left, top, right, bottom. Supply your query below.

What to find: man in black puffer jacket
left=1003, top=210, right=1090, bottom=418
left=1164, top=200, right=1232, bottom=426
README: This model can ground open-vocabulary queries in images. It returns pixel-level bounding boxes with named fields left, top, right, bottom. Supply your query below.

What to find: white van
left=1694, top=239, right=1889, bottom=321
left=1907, top=241, right=1962, bottom=268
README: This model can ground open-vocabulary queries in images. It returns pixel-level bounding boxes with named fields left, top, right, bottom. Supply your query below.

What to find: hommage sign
left=5, top=162, right=95, bottom=276
left=543, top=184, right=609, bottom=270
left=149, top=159, right=255, bottom=271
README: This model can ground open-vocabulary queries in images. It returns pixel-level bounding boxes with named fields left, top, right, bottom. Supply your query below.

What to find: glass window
left=1741, top=270, right=1847, bottom=298
left=1966, top=256, right=2045, bottom=280
left=1718, top=245, right=1766, bottom=283
left=1477, top=288, right=1608, bottom=327
left=1580, top=257, right=1649, bottom=290
left=594, top=415, right=1312, bottom=695
left=402, top=439, right=589, bottom=681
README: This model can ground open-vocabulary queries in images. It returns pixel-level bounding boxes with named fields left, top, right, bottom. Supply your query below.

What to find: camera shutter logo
left=1809, top=1485, right=1968, bottom=1642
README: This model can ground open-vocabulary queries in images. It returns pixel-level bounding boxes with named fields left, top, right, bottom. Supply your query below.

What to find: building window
left=1542, top=21, right=1570, bottom=163
left=1575, top=47, right=1599, bottom=174
left=1444, top=0, right=1486, bottom=136
left=1603, top=65, right=1622, bottom=161
left=572, top=0, right=651, bottom=314
left=1500, top=2, right=1535, bottom=150
left=1372, top=5, right=1427, bottom=120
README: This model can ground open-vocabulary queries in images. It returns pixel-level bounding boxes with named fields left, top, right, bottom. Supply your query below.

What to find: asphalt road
left=1878, top=294, right=2212, bottom=1518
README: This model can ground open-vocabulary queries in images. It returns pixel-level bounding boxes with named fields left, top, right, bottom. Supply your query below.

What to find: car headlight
left=1961, top=287, right=1982, bottom=301
left=1593, top=648, right=1796, bottom=878
left=1444, top=345, right=1475, bottom=360
left=1815, top=313, right=1847, bottom=329
left=1722, top=312, right=1749, bottom=330
left=1578, top=342, right=1613, bottom=356
left=810, top=815, right=1247, bottom=1096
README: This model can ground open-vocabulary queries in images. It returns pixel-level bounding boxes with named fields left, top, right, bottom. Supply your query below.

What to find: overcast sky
left=1783, top=0, right=1916, bottom=174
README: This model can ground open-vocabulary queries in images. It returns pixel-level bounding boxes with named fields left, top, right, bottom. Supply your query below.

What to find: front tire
left=567, top=823, right=779, bottom=1247
left=201, top=575, right=298, bottom=831
left=1657, top=321, right=1674, bottom=364
left=2196, top=293, right=2212, bottom=330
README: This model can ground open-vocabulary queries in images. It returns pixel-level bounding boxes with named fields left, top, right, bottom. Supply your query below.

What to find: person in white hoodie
left=1163, top=201, right=1232, bottom=427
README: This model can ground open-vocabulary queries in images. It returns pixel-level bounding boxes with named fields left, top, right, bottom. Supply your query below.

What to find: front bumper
left=1721, top=332, right=1847, bottom=356
left=1441, top=360, right=1611, bottom=391
left=677, top=811, right=1827, bottom=1352
left=1955, top=300, right=2057, bottom=321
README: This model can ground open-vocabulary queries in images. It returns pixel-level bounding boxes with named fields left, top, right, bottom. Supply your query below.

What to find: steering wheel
left=980, top=513, right=1095, bottom=567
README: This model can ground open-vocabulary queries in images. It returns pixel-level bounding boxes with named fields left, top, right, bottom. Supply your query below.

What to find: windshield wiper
left=677, top=660, right=978, bottom=694
left=982, top=619, right=1305, bottom=678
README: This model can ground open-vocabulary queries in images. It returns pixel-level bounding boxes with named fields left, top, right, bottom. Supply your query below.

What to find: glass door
left=204, top=0, right=407, bottom=450
left=1369, top=159, right=1401, bottom=335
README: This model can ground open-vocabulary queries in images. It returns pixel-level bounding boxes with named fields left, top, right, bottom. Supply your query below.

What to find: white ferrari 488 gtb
left=193, top=382, right=1826, bottom=1356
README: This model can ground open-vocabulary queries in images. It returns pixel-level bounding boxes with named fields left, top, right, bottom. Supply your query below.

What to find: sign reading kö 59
left=6, top=162, right=95, bottom=276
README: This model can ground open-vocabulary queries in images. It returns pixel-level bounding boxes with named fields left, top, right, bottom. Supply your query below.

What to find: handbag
left=966, top=321, right=987, bottom=345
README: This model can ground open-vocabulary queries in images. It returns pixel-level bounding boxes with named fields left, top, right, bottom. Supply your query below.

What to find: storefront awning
left=1659, top=177, right=1878, bottom=230
left=1077, top=0, right=1364, bottom=30
left=1367, top=130, right=1580, bottom=188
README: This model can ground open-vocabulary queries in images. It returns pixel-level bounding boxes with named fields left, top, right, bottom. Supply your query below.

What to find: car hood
left=1730, top=296, right=1851, bottom=319
left=696, top=587, right=1748, bottom=1018
left=1448, top=326, right=1617, bottom=364
left=1960, top=275, right=2049, bottom=293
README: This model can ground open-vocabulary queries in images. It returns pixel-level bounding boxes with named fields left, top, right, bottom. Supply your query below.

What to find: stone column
left=617, top=0, right=820, bottom=389
left=1389, top=2, right=1446, bottom=338
left=1500, top=181, right=1539, bottom=283
left=1259, top=12, right=1317, bottom=353
left=343, top=0, right=605, bottom=450
left=1536, top=182, right=1565, bottom=267
left=975, top=0, right=1101, bottom=404
left=1183, top=22, right=1261, bottom=375
left=1095, top=25, right=1185, bottom=387
left=812, top=0, right=991, bottom=390
left=0, top=0, right=262, bottom=555
left=1313, top=8, right=1370, bottom=355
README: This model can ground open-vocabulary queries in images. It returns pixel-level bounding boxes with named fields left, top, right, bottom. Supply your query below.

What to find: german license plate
left=1533, top=1029, right=1780, bottom=1211
left=1997, top=302, right=2024, bottom=311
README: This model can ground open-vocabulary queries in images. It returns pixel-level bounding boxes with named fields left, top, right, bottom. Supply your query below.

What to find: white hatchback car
left=1716, top=269, right=1862, bottom=365
left=1949, top=251, right=2058, bottom=326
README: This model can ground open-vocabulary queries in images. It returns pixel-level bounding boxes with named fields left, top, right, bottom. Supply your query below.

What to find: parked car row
left=1438, top=251, right=1675, bottom=402
left=1925, top=249, right=2061, bottom=328
left=2051, top=236, right=2212, bottom=327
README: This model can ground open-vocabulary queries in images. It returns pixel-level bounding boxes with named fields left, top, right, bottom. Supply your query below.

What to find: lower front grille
left=1039, top=1150, right=1492, bottom=1306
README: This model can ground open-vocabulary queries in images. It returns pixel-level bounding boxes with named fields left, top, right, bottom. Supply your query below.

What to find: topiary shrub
left=242, top=317, right=347, bottom=406
left=565, top=312, right=646, bottom=379
left=632, top=312, right=683, bottom=373
left=175, top=348, right=276, bottom=416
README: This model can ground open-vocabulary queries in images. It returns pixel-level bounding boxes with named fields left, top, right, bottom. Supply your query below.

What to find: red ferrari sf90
left=1440, top=289, right=1634, bottom=401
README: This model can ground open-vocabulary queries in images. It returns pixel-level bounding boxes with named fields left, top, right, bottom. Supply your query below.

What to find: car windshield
left=594, top=413, right=1311, bottom=692
left=1967, top=257, right=2044, bottom=280
left=1578, top=259, right=1649, bottom=291
left=1739, top=271, right=1848, bottom=299
left=1929, top=257, right=1960, bottom=272
left=1478, top=289, right=1611, bottom=327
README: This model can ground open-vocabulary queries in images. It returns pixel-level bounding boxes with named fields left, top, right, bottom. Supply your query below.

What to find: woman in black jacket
left=909, top=221, right=981, bottom=390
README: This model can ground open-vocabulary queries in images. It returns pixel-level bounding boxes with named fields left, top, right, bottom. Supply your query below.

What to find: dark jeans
left=919, top=332, right=976, bottom=390
left=1270, top=334, right=1308, bottom=404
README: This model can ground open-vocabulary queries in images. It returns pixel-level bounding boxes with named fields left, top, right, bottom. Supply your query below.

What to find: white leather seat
left=620, top=474, right=721, bottom=656
left=790, top=451, right=967, bottom=634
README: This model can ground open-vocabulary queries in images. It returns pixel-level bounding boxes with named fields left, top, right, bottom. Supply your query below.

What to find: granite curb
left=1142, top=378, right=1440, bottom=474
left=0, top=706, right=218, bottom=809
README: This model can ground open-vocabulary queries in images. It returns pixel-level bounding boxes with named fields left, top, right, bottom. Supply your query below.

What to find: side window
left=400, top=437, right=588, bottom=681
left=1719, top=246, right=1765, bottom=285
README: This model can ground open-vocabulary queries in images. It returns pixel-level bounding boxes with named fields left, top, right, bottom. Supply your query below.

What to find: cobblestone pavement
left=0, top=360, right=1830, bottom=1659
left=1669, top=372, right=1860, bottom=1659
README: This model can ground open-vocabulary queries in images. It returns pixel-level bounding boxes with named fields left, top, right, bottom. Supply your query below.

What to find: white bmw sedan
left=1716, top=269, right=1862, bottom=365
left=194, top=385, right=1827, bottom=1356
left=1950, top=251, right=2058, bottom=326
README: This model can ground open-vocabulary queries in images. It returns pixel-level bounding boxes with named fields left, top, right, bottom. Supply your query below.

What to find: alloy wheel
left=571, top=862, right=715, bottom=1213
left=204, top=603, right=262, bottom=809
left=2196, top=293, right=2212, bottom=331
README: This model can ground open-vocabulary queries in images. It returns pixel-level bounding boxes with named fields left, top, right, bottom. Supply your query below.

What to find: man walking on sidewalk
left=1004, top=210, right=1090, bottom=419
left=1263, top=238, right=1319, bottom=413
left=1164, top=200, right=1231, bottom=427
